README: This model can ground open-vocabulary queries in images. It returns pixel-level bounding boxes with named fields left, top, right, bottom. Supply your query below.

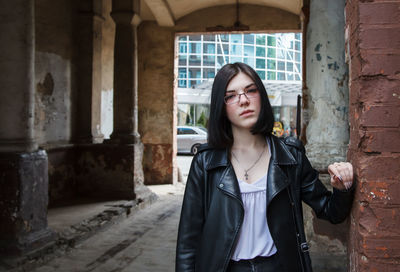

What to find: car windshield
left=198, top=127, right=208, bottom=133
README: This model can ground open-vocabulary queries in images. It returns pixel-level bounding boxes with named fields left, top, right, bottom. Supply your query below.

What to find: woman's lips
left=240, top=110, right=254, bottom=116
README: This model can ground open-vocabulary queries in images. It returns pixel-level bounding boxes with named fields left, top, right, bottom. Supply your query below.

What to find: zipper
left=287, top=188, right=306, bottom=272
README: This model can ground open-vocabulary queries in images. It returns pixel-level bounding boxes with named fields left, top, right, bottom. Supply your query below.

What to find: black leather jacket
left=176, top=135, right=354, bottom=272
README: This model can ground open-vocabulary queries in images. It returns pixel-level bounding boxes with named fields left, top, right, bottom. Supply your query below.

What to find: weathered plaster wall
left=101, top=0, right=115, bottom=139
left=35, top=0, right=76, bottom=145
left=303, top=0, right=350, bottom=270
left=138, top=22, right=175, bottom=185
left=345, top=1, right=400, bottom=271
left=138, top=4, right=300, bottom=185
left=34, top=0, right=79, bottom=204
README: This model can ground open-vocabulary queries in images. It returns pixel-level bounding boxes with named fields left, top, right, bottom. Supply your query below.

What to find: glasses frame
left=224, top=88, right=259, bottom=105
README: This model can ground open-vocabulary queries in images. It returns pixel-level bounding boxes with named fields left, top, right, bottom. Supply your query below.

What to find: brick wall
left=345, top=0, right=400, bottom=271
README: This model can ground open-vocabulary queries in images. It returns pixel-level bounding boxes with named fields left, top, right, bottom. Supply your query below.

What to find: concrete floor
left=33, top=183, right=185, bottom=272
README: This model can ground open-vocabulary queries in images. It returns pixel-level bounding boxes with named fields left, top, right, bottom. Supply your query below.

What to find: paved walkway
left=33, top=184, right=185, bottom=272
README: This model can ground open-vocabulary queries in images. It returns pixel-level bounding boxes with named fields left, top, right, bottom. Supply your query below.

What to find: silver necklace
left=231, top=145, right=266, bottom=181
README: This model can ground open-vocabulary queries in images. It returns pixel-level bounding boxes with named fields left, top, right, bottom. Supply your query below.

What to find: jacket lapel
left=206, top=148, right=242, bottom=202
left=205, top=135, right=298, bottom=205
left=266, top=136, right=297, bottom=205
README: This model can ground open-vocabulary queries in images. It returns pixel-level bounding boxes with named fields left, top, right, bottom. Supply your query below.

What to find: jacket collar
left=208, top=135, right=297, bottom=204
left=206, top=135, right=297, bottom=170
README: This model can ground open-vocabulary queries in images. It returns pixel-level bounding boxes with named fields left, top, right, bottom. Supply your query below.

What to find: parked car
left=177, top=126, right=208, bottom=155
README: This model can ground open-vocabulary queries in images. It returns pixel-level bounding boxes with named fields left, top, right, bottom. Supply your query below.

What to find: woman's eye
left=225, top=95, right=235, bottom=100
left=247, top=88, right=257, bottom=93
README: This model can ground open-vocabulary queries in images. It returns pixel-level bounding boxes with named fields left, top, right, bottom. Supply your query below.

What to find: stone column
left=302, top=0, right=350, bottom=270
left=0, top=0, right=55, bottom=256
left=305, top=0, right=349, bottom=170
left=109, top=0, right=141, bottom=144
left=92, top=0, right=153, bottom=201
left=77, top=0, right=104, bottom=143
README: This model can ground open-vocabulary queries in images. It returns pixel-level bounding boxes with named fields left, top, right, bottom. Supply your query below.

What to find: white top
left=230, top=173, right=277, bottom=261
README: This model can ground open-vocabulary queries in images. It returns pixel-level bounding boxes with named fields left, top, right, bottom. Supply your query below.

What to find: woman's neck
left=231, top=126, right=265, bottom=151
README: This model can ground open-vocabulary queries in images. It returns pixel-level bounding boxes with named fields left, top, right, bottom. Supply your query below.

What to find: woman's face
left=225, top=72, right=261, bottom=131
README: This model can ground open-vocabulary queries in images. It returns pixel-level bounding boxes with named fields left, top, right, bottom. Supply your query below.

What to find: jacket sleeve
left=299, top=145, right=354, bottom=224
left=176, top=153, right=206, bottom=272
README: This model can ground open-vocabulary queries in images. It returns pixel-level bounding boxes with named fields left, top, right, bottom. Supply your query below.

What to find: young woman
left=176, top=62, right=354, bottom=272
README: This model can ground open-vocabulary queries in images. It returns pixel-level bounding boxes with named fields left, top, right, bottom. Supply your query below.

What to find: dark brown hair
left=207, top=62, right=274, bottom=148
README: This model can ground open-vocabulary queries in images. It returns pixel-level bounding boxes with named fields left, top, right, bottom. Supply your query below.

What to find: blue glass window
left=178, top=80, right=187, bottom=87
left=230, top=56, right=242, bottom=63
left=287, top=73, right=294, bottom=81
left=230, top=44, right=242, bottom=55
left=256, top=35, right=265, bottom=45
left=256, top=58, right=265, bottom=69
left=287, top=62, right=293, bottom=72
left=203, top=35, right=215, bottom=41
left=203, top=68, right=215, bottom=78
left=203, top=43, right=215, bottom=54
left=179, top=68, right=187, bottom=78
left=243, top=57, right=254, bottom=67
left=203, top=55, right=215, bottom=66
left=256, top=70, right=265, bottom=80
left=256, top=47, right=265, bottom=57
left=277, top=49, right=285, bottom=59
left=179, top=36, right=187, bottom=41
left=295, top=41, right=301, bottom=51
left=244, top=34, right=254, bottom=44
left=231, top=34, right=242, bottom=44
left=295, top=52, right=301, bottom=62
left=286, top=51, right=293, bottom=60
left=295, top=63, right=301, bottom=73
left=278, top=72, right=286, bottom=80
left=189, top=68, right=201, bottom=78
left=189, top=43, right=201, bottom=54
left=217, top=44, right=229, bottom=55
left=277, top=61, right=285, bottom=71
left=189, top=55, right=201, bottom=66
left=179, top=43, right=187, bottom=53
left=218, top=34, right=229, bottom=42
left=217, top=56, right=228, bottom=67
left=267, top=59, right=276, bottom=70
left=189, top=35, right=201, bottom=41
left=244, top=45, right=254, bottom=57
left=179, top=55, right=187, bottom=66
left=267, top=36, right=276, bottom=46
left=267, top=71, right=276, bottom=80
left=267, top=48, right=276, bottom=58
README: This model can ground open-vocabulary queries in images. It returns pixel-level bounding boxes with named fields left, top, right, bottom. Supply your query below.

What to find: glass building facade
left=177, top=33, right=302, bottom=88
left=176, top=32, right=302, bottom=137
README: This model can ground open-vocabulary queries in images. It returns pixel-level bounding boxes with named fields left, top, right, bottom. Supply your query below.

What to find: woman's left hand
left=327, top=162, right=354, bottom=190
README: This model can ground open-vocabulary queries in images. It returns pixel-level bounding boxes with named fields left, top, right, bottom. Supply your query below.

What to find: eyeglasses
left=224, top=88, right=259, bottom=105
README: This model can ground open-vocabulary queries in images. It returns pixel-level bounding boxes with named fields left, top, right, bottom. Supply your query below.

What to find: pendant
left=244, top=171, right=249, bottom=181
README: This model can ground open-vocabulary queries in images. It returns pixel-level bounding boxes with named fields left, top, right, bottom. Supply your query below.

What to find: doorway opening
left=174, top=32, right=303, bottom=182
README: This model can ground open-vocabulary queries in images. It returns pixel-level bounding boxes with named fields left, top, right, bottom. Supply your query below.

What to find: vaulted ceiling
left=140, top=0, right=304, bottom=26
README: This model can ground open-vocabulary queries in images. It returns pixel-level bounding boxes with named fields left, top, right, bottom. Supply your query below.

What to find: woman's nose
left=238, top=93, right=250, bottom=105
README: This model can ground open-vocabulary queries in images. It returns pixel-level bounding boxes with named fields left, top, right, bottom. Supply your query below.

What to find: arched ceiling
left=141, top=0, right=303, bottom=26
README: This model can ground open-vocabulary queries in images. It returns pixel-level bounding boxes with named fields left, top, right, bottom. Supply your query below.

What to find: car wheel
left=191, top=144, right=200, bottom=155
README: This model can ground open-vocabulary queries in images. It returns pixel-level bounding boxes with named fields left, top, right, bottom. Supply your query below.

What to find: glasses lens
left=246, top=88, right=258, bottom=97
left=224, top=94, right=237, bottom=104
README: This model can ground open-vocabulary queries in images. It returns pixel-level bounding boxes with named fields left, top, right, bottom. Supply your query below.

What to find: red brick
left=360, top=50, right=400, bottom=76
left=360, top=105, right=400, bottom=128
left=356, top=203, right=400, bottom=237
left=360, top=130, right=400, bottom=152
left=359, top=235, right=400, bottom=259
left=359, top=27, right=400, bottom=50
left=353, top=253, right=400, bottom=272
left=350, top=77, right=400, bottom=104
left=359, top=2, right=400, bottom=25
left=358, top=180, right=400, bottom=205
left=358, top=154, right=400, bottom=180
